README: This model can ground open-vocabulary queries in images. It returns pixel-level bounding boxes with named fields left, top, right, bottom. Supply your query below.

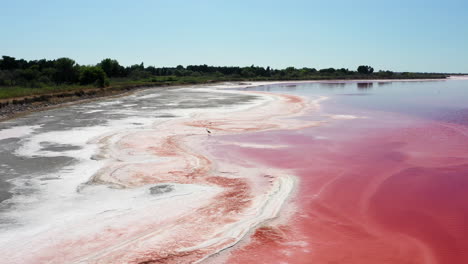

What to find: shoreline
left=0, top=85, right=317, bottom=263
left=0, top=84, right=170, bottom=122
left=0, top=77, right=459, bottom=122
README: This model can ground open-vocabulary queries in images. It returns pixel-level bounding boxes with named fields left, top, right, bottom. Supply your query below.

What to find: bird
left=206, top=128, right=211, bottom=135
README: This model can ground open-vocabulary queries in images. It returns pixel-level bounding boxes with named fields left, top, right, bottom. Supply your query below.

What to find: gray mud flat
left=0, top=86, right=258, bottom=226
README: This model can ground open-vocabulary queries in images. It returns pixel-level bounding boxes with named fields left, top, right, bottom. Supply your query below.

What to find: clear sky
left=2, top=0, right=467, bottom=72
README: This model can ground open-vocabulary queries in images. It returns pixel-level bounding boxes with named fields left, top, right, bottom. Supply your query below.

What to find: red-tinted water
left=217, top=102, right=468, bottom=263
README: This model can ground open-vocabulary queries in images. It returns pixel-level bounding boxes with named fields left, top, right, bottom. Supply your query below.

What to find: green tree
left=319, top=68, right=336, bottom=74
left=19, top=68, right=40, bottom=82
left=53, top=58, right=79, bottom=83
left=98, top=58, right=124, bottom=77
left=0, top=56, right=18, bottom=70
left=241, top=67, right=256, bottom=77
left=79, top=66, right=109, bottom=87
left=357, top=65, right=374, bottom=74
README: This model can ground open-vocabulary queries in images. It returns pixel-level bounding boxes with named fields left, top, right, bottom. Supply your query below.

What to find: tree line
left=0, top=55, right=442, bottom=89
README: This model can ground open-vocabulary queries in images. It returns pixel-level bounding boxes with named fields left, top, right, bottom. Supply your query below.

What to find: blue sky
left=2, top=0, right=467, bottom=72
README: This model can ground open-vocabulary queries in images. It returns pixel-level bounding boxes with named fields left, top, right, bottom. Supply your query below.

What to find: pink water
left=216, top=80, right=468, bottom=264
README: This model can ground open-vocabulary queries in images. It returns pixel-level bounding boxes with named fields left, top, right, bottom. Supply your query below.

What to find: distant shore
left=0, top=77, right=459, bottom=122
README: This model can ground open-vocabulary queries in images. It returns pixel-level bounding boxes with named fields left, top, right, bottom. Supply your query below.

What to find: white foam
left=226, top=142, right=289, bottom=149
left=138, top=93, right=162, bottom=99
left=0, top=125, right=41, bottom=140
left=97, top=100, right=122, bottom=106
left=84, top=109, right=104, bottom=114
left=448, top=75, right=468, bottom=80
left=14, top=117, right=157, bottom=159
left=329, top=114, right=361, bottom=120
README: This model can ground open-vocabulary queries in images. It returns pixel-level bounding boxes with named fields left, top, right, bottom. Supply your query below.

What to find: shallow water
left=222, top=79, right=468, bottom=264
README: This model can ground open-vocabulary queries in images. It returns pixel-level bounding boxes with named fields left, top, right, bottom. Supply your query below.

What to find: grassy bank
left=0, top=55, right=449, bottom=102
left=0, top=73, right=448, bottom=102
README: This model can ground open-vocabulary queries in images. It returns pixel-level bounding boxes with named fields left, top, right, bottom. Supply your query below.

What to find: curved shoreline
left=83, top=90, right=318, bottom=263
left=0, top=86, right=319, bottom=263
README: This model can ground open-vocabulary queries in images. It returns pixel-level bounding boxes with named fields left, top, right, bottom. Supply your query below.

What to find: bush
left=79, top=66, right=109, bottom=87
left=129, top=70, right=152, bottom=80
left=37, top=75, right=52, bottom=85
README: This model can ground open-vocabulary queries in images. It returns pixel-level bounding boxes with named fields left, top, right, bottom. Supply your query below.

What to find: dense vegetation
left=0, top=55, right=447, bottom=100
